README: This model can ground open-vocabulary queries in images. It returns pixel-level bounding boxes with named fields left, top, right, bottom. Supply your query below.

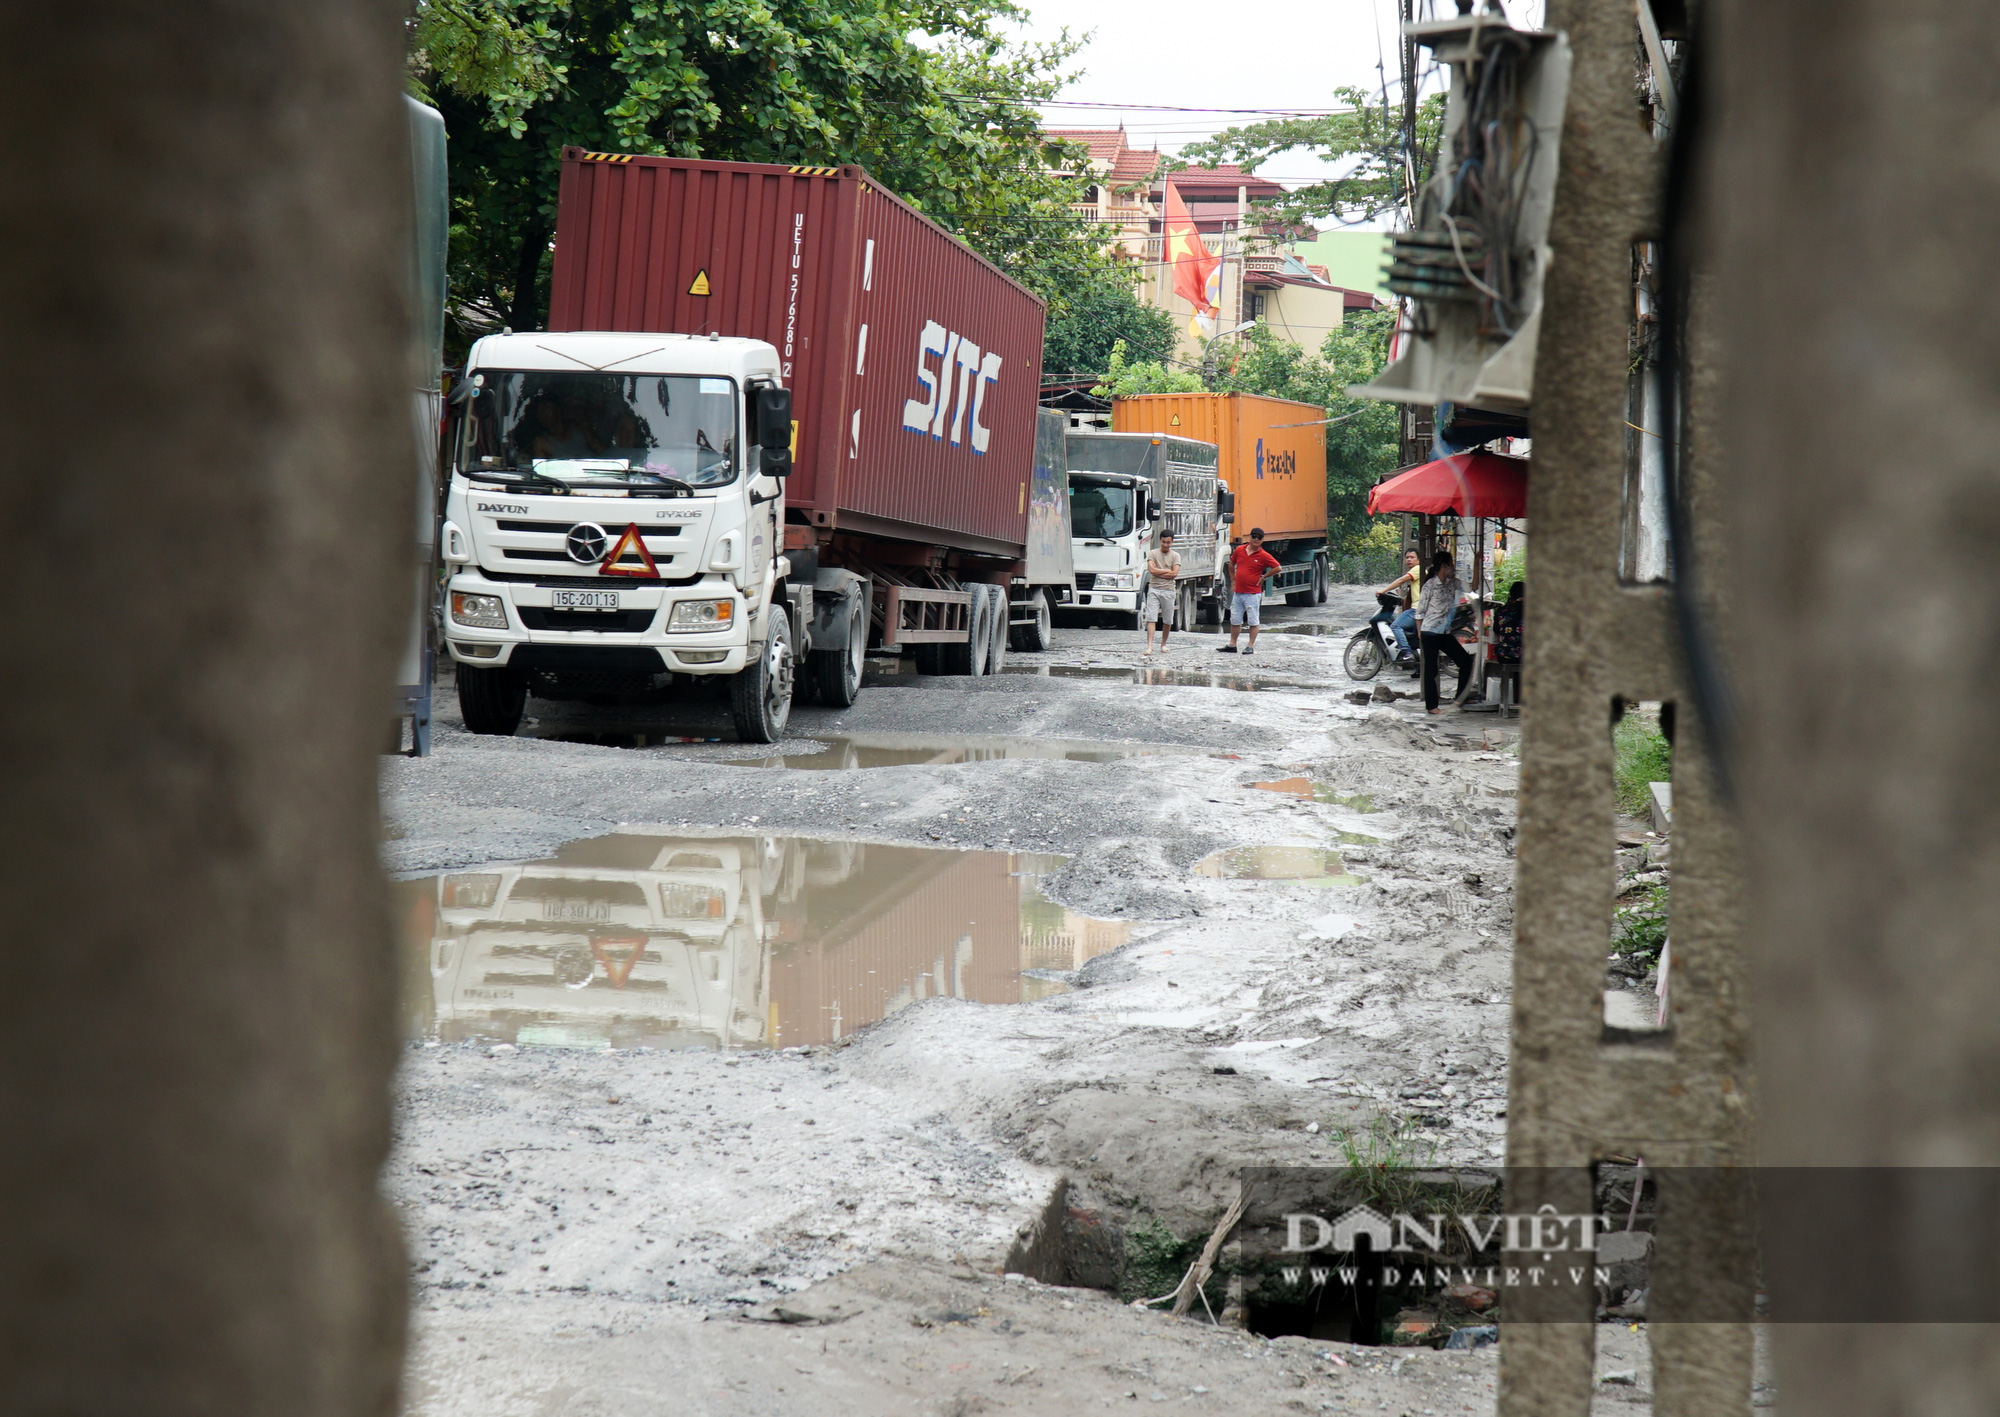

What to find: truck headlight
left=1096, top=573, right=1135, bottom=590
left=668, top=598, right=736, bottom=632
left=449, top=591, right=508, bottom=628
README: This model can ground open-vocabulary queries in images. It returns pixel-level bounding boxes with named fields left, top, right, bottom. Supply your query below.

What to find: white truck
left=440, top=331, right=818, bottom=743
left=1062, top=432, right=1229, bottom=630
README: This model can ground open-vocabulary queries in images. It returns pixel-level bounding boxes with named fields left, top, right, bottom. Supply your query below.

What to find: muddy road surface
left=382, top=588, right=1568, bottom=1414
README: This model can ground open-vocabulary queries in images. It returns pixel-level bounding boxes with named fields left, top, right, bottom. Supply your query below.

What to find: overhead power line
left=990, top=98, right=1368, bottom=117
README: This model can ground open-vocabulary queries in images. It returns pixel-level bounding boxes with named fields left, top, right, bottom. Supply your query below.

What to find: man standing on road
left=1143, top=531, right=1181, bottom=657
left=1218, top=527, right=1281, bottom=655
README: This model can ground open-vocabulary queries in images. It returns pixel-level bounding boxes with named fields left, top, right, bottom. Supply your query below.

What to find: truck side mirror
left=755, top=385, right=793, bottom=477
left=1219, top=489, right=1236, bottom=515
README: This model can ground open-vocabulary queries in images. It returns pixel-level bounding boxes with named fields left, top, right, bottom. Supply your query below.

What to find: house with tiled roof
left=1045, top=126, right=1370, bottom=364
left=1045, top=126, right=1164, bottom=257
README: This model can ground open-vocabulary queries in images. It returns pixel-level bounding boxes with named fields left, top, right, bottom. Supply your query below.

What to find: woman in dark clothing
left=1415, top=551, right=1474, bottom=714
left=1493, top=581, right=1524, bottom=663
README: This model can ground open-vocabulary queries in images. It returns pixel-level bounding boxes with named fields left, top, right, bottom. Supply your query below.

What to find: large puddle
left=1000, top=665, right=1287, bottom=691
left=1194, top=845, right=1368, bottom=888
left=527, top=730, right=1190, bottom=765
left=399, top=835, right=1127, bottom=1051
left=1251, top=778, right=1379, bottom=812
left=720, top=734, right=1186, bottom=770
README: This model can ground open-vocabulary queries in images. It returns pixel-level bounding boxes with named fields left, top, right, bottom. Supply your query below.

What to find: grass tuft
left=1613, top=710, right=1672, bottom=816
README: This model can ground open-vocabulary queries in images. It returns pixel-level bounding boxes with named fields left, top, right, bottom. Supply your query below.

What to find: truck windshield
left=458, top=372, right=738, bottom=488
left=1070, top=480, right=1134, bottom=539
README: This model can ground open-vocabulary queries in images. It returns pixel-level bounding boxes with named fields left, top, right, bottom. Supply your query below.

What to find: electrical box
left=1353, top=15, right=1571, bottom=416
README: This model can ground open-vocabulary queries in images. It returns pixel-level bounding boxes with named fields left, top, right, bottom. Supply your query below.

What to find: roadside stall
left=1366, top=452, right=1529, bottom=706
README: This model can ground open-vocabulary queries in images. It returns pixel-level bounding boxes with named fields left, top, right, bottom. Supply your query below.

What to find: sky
left=1013, top=0, right=1545, bottom=228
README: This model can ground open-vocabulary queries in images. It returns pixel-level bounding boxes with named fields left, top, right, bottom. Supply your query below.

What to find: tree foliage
left=404, top=0, right=1118, bottom=358
left=1091, top=339, right=1204, bottom=398
left=1043, top=281, right=1175, bottom=386
left=1179, top=85, right=1445, bottom=227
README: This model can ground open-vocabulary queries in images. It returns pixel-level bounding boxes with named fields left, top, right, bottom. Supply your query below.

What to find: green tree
left=406, top=0, right=1105, bottom=355
left=1043, top=278, right=1176, bottom=386
left=1092, top=339, right=1204, bottom=398
left=1179, top=84, right=1445, bottom=227
left=1208, top=306, right=1400, bottom=547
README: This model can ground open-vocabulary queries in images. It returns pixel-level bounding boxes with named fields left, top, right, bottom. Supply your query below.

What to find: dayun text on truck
left=439, top=152, right=1074, bottom=743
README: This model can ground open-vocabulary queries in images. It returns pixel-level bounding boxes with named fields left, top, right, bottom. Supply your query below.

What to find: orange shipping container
left=1112, top=393, right=1327, bottom=544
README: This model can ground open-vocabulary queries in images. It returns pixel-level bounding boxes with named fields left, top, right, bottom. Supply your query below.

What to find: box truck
left=1062, top=431, right=1227, bottom=629
left=438, top=152, right=1072, bottom=742
left=1112, top=392, right=1330, bottom=608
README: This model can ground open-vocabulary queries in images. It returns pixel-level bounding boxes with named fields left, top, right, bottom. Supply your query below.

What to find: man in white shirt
left=1143, top=532, right=1182, bottom=656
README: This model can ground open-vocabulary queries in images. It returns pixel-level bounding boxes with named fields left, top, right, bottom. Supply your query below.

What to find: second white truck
left=1062, top=431, right=1228, bottom=629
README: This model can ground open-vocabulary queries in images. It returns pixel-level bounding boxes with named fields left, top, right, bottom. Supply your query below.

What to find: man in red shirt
left=1218, top=527, right=1282, bottom=655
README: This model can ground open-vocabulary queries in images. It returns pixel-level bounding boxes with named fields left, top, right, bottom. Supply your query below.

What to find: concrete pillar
left=1711, top=1, right=2000, bottom=1410
left=1501, top=0, right=1752, bottom=1411
left=0, top=2, right=412, bottom=1413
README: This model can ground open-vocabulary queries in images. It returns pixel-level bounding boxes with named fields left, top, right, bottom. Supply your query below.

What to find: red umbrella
left=1366, top=452, right=1528, bottom=518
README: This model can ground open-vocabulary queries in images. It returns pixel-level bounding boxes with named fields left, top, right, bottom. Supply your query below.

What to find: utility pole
left=1711, top=0, right=2000, bottom=1410
left=0, top=3, right=413, bottom=1413
left=1498, top=0, right=1753, bottom=1412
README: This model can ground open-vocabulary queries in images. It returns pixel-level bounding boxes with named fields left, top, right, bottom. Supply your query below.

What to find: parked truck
left=1062, top=431, right=1227, bottom=630
left=439, top=152, right=1073, bottom=743
left=1112, top=392, right=1330, bottom=609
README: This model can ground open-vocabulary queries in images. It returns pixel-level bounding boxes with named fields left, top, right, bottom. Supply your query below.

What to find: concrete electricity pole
left=0, top=3, right=414, bottom=1413
left=1712, top=0, right=2000, bottom=1410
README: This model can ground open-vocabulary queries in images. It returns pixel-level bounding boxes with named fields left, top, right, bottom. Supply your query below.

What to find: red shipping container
left=549, top=151, right=1047, bottom=559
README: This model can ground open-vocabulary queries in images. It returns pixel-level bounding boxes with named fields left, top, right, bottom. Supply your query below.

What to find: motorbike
left=1343, top=591, right=1475, bottom=691
left=1343, top=591, right=1411, bottom=680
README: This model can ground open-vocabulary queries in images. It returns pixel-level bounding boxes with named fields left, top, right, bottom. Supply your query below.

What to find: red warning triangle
left=598, top=522, right=661, bottom=579
left=590, top=933, right=648, bottom=989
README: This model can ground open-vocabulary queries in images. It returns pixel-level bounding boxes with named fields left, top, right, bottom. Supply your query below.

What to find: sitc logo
left=902, top=320, right=1004, bottom=455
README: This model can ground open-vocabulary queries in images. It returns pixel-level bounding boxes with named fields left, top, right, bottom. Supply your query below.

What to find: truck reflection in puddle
left=400, top=836, right=1127, bottom=1050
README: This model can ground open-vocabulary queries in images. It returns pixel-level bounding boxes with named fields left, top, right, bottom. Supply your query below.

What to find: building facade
left=1048, top=126, right=1378, bottom=365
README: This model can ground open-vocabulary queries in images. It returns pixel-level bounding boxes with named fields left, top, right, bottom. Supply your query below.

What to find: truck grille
left=517, top=607, right=657, bottom=632
left=496, top=519, right=681, bottom=538
left=1073, top=573, right=1096, bottom=590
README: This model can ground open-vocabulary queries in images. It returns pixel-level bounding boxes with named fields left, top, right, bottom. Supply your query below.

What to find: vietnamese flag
left=1163, top=181, right=1221, bottom=330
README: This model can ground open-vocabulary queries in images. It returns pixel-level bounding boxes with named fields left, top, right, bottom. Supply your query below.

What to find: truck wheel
left=942, top=586, right=992, bottom=675
left=729, top=606, right=795, bottom=743
left=457, top=664, right=526, bottom=736
left=1197, top=589, right=1220, bottom=626
left=1174, top=582, right=1196, bottom=631
left=1010, top=590, right=1053, bottom=652
left=1314, top=555, right=1329, bottom=604
left=983, top=585, right=1009, bottom=674
left=811, top=594, right=866, bottom=707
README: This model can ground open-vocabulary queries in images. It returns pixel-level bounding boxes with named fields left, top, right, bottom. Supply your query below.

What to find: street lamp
left=1202, top=319, right=1257, bottom=380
